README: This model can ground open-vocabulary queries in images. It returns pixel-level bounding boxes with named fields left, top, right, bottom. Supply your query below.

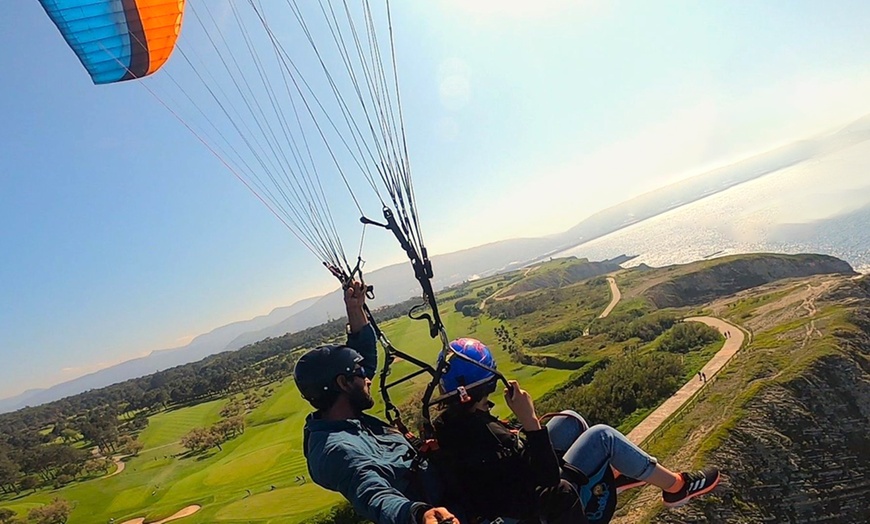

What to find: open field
left=0, top=262, right=583, bottom=523
left=5, top=256, right=853, bottom=523
left=0, top=377, right=341, bottom=523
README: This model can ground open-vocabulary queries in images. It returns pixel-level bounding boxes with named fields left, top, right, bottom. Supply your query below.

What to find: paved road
left=626, top=316, right=745, bottom=445
left=598, top=277, right=621, bottom=319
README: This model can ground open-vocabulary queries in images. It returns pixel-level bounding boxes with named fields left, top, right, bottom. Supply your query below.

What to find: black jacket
left=432, top=407, right=563, bottom=521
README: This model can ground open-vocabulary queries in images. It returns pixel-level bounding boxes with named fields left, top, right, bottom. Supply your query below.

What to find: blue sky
left=3, top=0, right=870, bottom=399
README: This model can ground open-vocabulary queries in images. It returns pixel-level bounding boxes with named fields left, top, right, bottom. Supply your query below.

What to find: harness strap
left=405, top=431, right=440, bottom=473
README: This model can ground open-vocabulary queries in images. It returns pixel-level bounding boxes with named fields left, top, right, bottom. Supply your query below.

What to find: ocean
left=556, top=138, right=870, bottom=274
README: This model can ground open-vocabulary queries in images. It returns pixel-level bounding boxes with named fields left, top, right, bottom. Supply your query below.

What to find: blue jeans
left=545, top=410, right=658, bottom=481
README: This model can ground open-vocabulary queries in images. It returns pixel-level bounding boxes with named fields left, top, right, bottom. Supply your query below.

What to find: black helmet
left=294, top=344, right=364, bottom=406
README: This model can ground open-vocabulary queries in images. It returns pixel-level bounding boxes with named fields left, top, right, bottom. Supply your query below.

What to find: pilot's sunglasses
left=347, top=366, right=367, bottom=379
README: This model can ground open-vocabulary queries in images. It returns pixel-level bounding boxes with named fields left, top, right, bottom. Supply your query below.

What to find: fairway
left=0, top=377, right=342, bottom=523
left=138, top=400, right=227, bottom=450
left=0, top=262, right=691, bottom=523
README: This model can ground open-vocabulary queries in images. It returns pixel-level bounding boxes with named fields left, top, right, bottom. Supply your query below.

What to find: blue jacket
left=303, top=324, right=437, bottom=524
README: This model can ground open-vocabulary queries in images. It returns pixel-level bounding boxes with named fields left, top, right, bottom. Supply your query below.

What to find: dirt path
left=101, top=439, right=181, bottom=480
left=105, top=455, right=128, bottom=478
left=584, top=276, right=622, bottom=336
left=480, top=265, right=541, bottom=309
left=799, top=282, right=828, bottom=348
left=598, top=277, right=621, bottom=319
left=106, top=458, right=125, bottom=478
left=625, top=316, right=745, bottom=445
left=119, top=505, right=201, bottom=524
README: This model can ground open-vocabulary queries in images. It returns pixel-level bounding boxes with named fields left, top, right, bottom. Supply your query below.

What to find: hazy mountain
left=243, top=114, right=870, bottom=344
left=0, top=388, right=47, bottom=414
left=0, top=295, right=321, bottom=413
left=546, top=113, right=870, bottom=252
left=228, top=237, right=558, bottom=347
left=771, top=202, right=870, bottom=244
left=6, top=114, right=870, bottom=412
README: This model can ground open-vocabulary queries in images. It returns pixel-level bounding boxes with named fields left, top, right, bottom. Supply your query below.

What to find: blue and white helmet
left=440, top=337, right=497, bottom=395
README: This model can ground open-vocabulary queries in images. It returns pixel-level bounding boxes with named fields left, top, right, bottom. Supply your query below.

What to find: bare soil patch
left=119, top=505, right=201, bottom=524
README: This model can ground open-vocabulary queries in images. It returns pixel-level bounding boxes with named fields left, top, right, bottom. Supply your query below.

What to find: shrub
left=460, top=305, right=481, bottom=317
left=454, top=298, right=478, bottom=312
left=308, top=501, right=372, bottom=524
left=658, top=322, right=721, bottom=353
left=538, top=353, right=683, bottom=427
left=526, top=325, right=585, bottom=347
left=27, top=498, right=72, bottom=524
left=53, top=475, right=74, bottom=488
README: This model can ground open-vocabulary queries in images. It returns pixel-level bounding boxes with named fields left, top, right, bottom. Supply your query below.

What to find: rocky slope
left=645, top=279, right=870, bottom=523
left=643, top=254, right=855, bottom=308
left=655, top=352, right=870, bottom=522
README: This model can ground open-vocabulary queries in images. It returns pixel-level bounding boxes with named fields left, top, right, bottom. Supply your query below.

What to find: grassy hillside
left=0, top=260, right=588, bottom=524
left=612, top=273, right=870, bottom=523
left=0, top=379, right=340, bottom=524
left=2, top=254, right=859, bottom=524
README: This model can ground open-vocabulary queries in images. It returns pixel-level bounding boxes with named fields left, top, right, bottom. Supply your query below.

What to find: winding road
left=625, top=316, right=745, bottom=444
left=598, top=277, right=621, bottom=319
left=590, top=276, right=746, bottom=445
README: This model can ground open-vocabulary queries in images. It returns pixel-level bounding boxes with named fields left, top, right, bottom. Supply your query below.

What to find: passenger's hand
left=504, top=380, right=541, bottom=431
left=422, top=507, right=458, bottom=524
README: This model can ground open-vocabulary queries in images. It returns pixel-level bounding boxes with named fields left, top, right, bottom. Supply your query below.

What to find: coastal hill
left=1, top=253, right=868, bottom=523
left=608, top=260, right=870, bottom=522
left=640, top=253, right=856, bottom=307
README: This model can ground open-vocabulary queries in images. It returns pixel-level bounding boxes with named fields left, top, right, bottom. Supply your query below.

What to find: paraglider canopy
left=36, top=0, right=463, bottom=432
left=38, top=0, right=184, bottom=84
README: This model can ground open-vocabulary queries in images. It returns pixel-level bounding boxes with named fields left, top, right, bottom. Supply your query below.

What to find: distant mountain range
left=3, top=113, right=870, bottom=414
left=0, top=295, right=321, bottom=413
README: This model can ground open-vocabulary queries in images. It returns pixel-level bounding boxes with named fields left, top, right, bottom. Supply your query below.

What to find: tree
left=19, top=475, right=40, bottom=493
left=454, top=297, right=478, bottom=313
left=59, top=429, right=79, bottom=444
left=27, top=498, right=72, bottom=524
left=208, top=373, right=233, bottom=395
left=58, top=463, right=82, bottom=479
left=220, top=400, right=244, bottom=418
left=126, top=440, right=144, bottom=456
left=203, top=429, right=224, bottom=452
left=143, top=389, right=169, bottom=412
left=460, top=305, right=481, bottom=317
left=0, top=452, right=21, bottom=494
left=118, top=435, right=144, bottom=456
left=126, top=412, right=149, bottom=432
left=230, top=416, right=245, bottom=435
left=53, top=474, right=74, bottom=488
left=537, top=352, right=683, bottom=427
left=77, top=417, right=119, bottom=455
left=181, top=428, right=210, bottom=453
left=24, top=445, right=88, bottom=481
left=0, top=508, right=17, bottom=524
left=83, top=458, right=112, bottom=476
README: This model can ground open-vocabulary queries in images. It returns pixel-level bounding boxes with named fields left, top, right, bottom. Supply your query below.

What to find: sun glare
left=443, top=0, right=586, bottom=19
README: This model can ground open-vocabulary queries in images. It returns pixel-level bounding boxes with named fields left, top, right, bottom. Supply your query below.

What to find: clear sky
left=3, top=0, right=870, bottom=399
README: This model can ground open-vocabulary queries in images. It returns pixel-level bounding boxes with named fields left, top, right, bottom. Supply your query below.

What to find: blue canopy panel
left=38, top=0, right=184, bottom=84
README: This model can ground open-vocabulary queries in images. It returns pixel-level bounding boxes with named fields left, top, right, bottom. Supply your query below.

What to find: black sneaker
left=662, top=468, right=720, bottom=508
left=614, top=474, right=646, bottom=494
